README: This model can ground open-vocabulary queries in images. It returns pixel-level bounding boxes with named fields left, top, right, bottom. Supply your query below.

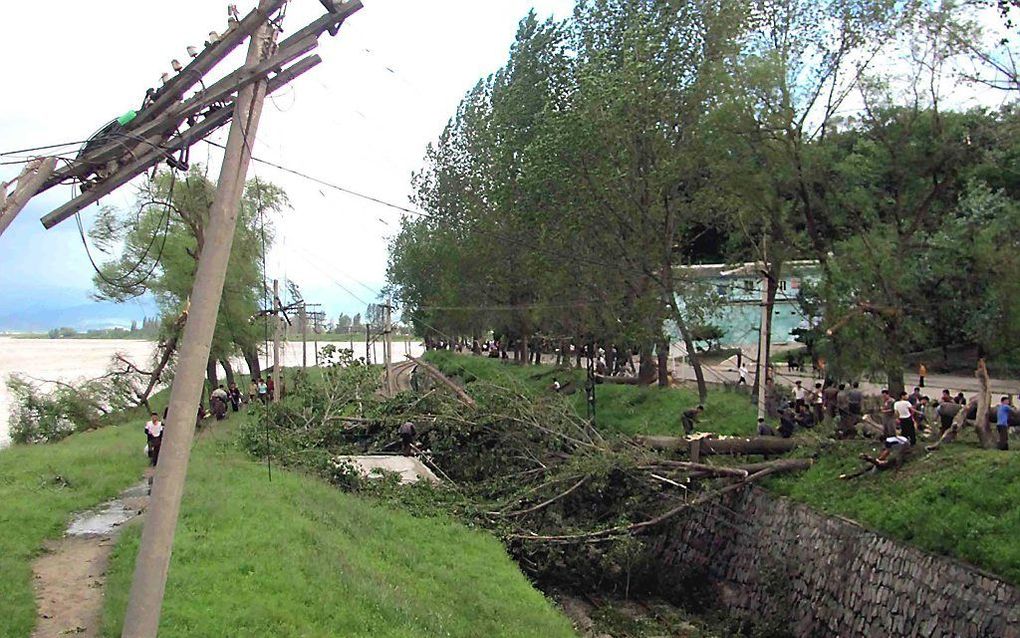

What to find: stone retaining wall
left=658, top=487, right=1019, bottom=637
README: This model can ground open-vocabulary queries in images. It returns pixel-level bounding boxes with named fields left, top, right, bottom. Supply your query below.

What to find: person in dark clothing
left=399, top=421, right=417, bottom=456
left=823, top=382, right=839, bottom=419
left=681, top=405, right=704, bottom=435
left=757, top=417, right=775, bottom=437
left=936, top=397, right=962, bottom=435
left=778, top=409, right=796, bottom=438
left=228, top=383, right=241, bottom=412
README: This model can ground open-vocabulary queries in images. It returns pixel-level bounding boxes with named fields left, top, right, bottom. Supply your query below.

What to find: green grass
left=426, top=350, right=758, bottom=437
left=101, top=422, right=576, bottom=638
left=0, top=415, right=149, bottom=637
left=766, top=439, right=1020, bottom=584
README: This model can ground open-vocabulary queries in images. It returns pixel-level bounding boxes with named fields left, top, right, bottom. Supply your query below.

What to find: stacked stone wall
left=658, top=487, right=1019, bottom=637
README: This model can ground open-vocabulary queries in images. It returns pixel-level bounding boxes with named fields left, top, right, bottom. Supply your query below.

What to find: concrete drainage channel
left=32, top=481, right=150, bottom=638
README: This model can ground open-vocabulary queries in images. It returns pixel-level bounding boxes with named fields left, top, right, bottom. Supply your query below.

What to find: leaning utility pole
left=120, top=5, right=276, bottom=636
left=273, top=279, right=284, bottom=401
left=7, top=4, right=364, bottom=636
left=0, top=157, right=57, bottom=238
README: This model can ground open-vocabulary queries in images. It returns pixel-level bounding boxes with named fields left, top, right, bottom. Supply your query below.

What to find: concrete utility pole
left=120, top=7, right=278, bottom=637
left=383, top=300, right=393, bottom=394
left=313, top=311, right=320, bottom=366
left=756, top=236, right=770, bottom=421
left=273, top=279, right=283, bottom=402
left=300, top=303, right=308, bottom=371
left=0, top=157, right=57, bottom=238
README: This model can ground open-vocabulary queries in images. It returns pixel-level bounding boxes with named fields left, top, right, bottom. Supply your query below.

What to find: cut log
left=406, top=356, right=476, bottom=407
left=635, top=435, right=801, bottom=455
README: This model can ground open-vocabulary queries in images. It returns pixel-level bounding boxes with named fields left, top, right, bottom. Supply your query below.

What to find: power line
left=203, top=139, right=422, bottom=217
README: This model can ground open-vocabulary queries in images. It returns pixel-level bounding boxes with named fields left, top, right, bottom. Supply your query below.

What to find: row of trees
left=388, top=0, right=1020, bottom=398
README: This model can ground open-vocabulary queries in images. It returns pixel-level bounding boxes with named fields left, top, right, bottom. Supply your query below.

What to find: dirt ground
left=31, top=481, right=150, bottom=638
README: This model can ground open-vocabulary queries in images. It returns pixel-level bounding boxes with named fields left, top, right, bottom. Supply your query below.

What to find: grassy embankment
left=0, top=412, right=150, bottom=638
left=427, top=350, right=1020, bottom=585
left=1, top=399, right=574, bottom=637
left=425, top=350, right=757, bottom=437
left=100, top=421, right=575, bottom=637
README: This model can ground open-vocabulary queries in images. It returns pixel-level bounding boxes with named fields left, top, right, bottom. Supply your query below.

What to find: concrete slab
left=336, top=455, right=440, bottom=485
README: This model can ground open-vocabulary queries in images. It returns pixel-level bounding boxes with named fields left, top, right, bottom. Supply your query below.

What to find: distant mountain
left=0, top=285, right=157, bottom=332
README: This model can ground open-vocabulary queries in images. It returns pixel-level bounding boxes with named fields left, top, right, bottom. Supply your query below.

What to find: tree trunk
left=974, top=358, right=993, bottom=448
left=670, top=309, right=707, bottom=403
left=637, top=435, right=801, bottom=455
left=206, top=357, right=219, bottom=393
left=221, top=358, right=235, bottom=388
left=638, top=344, right=656, bottom=385
left=885, top=361, right=905, bottom=398
left=656, top=338, right=669, bottom=387
left=243, top=347, right=261, bottom=380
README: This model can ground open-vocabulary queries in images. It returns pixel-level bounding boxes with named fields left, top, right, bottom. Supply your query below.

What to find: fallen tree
left=635, top=435, right=802, bottom=455
left=242, top=362, right=813, bottom=595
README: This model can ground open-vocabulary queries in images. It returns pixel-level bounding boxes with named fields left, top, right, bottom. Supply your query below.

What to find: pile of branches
left=243, top=364, right=809, bottom=593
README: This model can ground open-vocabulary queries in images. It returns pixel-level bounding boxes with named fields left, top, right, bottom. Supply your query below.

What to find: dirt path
left=31, top=480, right=150, bottom=638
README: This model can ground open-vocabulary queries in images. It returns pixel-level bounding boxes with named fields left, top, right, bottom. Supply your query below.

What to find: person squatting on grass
left=145, top=412, right=164, bottom=466
left=681, top=405, right=703, bottom=435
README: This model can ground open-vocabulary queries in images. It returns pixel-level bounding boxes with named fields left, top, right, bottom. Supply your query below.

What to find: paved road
left=671, top=360, right=1020, bottom=399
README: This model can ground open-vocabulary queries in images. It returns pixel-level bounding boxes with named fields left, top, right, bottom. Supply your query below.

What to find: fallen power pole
left=5, top=3, right=362, bottom=634
left=0, top=3, right=372, bottom=637
left=0, top=157, right=57, bottom=238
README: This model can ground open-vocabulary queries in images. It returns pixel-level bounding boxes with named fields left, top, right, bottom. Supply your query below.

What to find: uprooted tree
left=239, top=356, right=810, bottom=595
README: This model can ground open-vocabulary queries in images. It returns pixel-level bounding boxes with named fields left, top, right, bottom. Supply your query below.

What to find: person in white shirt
left=144, top=413, right=164, bottom=466
left=794, top=380, right=807, bottom=408
left=893, top=391, right=917, bottom=445
left=738, top=364, right=748, bottom=385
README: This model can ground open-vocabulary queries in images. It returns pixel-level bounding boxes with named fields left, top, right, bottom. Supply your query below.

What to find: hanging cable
left=75, top=168, right=178, bottom=293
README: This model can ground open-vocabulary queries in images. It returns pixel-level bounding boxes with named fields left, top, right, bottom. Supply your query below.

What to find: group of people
left=761, top=376, right=1016, bottom=451
left=143, top=375, right=285, bottom=466
left=247, top=377, right=276, bottom=405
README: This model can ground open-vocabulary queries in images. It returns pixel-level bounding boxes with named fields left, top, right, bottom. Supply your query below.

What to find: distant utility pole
left=121, top=5, right=278, bottom=636
left=0, top=157, right=57, bottom=238
left=313, top=311, right=321, bottom=367
left=383, top=299, right=393, bottom=394
left=366, top=324, right=371, bottom=364
left=300, top=303, right=308, bottom=371
left=273, top=279, right=283, bottom=402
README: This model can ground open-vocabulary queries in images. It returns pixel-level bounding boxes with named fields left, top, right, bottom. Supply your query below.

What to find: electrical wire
left=75, top=169, right=178, bottom=293
left=0, top=139, right=90, bottom=157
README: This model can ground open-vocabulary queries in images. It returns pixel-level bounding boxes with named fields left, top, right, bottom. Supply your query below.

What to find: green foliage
left=5, top=374, right=138, bottom=444
left=427, top=351, right=757, bottom=437
left=89, top=166, right=288, bottom=372
left=101, top=424, right=575, bottom=638
left=0, top=418, right=148, bottom=637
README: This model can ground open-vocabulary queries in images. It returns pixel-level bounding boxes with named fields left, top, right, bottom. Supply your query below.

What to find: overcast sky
left=0, top=0, right=573, bottom=322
